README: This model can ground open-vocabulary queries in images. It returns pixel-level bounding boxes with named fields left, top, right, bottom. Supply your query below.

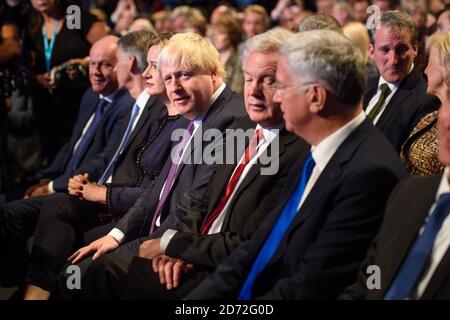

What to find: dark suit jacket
left=76, top=93, right=167, bottom=186
left=341, top=174, right=450, bottom=300
left=187, top=118, right=407, bottom=300
left=164, top=116, right=309, bottom=269
left=363, top=68, right=440, bottom=152
left=106, top=114, right=190, bottom=214
left=38, top=88, right=132, bottom=191
left=115, top=86, right=247, bottom=243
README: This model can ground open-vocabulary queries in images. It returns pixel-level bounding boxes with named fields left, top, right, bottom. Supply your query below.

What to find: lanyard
left=42, top=19, right=59, bottom=72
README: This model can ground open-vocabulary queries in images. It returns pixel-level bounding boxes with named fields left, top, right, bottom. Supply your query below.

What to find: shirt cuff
left=160, top=229, right=178, bottom=253
left=47, top=181, right=55, bottom=194
left=108, top=228, right=125, bottom=244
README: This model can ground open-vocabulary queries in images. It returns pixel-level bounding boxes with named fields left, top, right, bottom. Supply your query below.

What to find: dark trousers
left=0, top=196, right=48, bottom=286
left=23, top=193, right=111, bottom=291
left=58, top=238, right=208, bottom=300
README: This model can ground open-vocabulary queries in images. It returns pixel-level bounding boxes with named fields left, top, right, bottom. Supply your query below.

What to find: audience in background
left=2, top=0, right=450, bottom=301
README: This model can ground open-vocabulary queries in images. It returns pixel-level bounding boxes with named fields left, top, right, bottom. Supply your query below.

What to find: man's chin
left=384, top=71, right=406, bottom=84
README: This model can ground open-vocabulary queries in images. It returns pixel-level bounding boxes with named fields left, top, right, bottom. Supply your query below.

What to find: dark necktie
left=367, top=83, right=391, bottom=122
left=239, top=151, right=316, bottom=299
left=149, top=121, right=195, bottom=234
left=97, top=102, right=140, bottom=184
left=65, top=98, right=108, bottom=174
left=200, top=128, right=264, bottom=235
left=384, top=193, right=450, bottom=300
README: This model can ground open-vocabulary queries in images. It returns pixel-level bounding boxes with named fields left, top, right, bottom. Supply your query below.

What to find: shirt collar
left=193, top=82, right=226, bottom=124
left=435, top=167, right=450, bottom=201
left=311, top=111, right=366, bottom=171
left=99, top=90, right=117, bottom=104
left=135, top=90, right=151, bottom=110
left=255, top=123, right=280, bottom=144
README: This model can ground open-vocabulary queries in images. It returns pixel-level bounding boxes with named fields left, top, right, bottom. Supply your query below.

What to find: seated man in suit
left=1, top=35, right=132, bottom=202
left=364, top=10, right=440, bottom=152
left=58, top=28, right=309, bottom=299
left=0, top=35, right=132, bottom=288
left=184, top=29, right=408, bottom=300
left=55, top=32, right=247, bottom=293
left=14, top=31, right=175, bottom=300
left=21, top=32, right=246, bottom=300
left=341, top=46, right=450, bottom=300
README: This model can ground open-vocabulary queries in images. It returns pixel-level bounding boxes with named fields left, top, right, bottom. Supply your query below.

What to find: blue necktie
left=65, top=98, right=108, bottom=174
left=239, top=152, right=316, bottom=300
left=97, top=102, right=140, bottom=184
left=384, top=193, right=450, bottom=300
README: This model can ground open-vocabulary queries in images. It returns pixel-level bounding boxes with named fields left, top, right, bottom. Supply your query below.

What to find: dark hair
left=28, top=0, right=74, bottom=37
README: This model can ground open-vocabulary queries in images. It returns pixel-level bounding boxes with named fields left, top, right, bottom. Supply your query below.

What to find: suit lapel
left=220, top=130, right=295, bottom=229
left=363, top=77, right=379, bottom=110
left=379, top=176, right=442, bottom=297
left=122, top=95, right=155, bottom=155
left=269, top=119, right=372, bottom=263
left=63, top=93, right=99, bottom=167
left=375, top=69, right=419, bottom=129
left=421, top=247, right=450, bottom=299
left=78, top=92, right=126, bottom=163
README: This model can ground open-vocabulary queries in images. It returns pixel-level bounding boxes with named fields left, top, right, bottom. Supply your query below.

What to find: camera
left=49, top=61, right=88, bottom=89
left=0, top=66, right=29, bottom=98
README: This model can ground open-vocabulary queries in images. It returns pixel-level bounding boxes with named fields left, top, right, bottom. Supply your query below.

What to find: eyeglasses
left=273, top=81, right=318, bottom=93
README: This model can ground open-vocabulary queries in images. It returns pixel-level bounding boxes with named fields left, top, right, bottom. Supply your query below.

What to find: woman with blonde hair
left=400, top=31, right=450, bottom=176
left=342, top=21, right=378, bottom=78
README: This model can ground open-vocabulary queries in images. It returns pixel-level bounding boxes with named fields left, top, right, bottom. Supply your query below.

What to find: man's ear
left=129, top=56, right=139, bottom=74
left=308, top=85, right=326, bottom=114
left=211, top=70, right=217, bottom=83
left=368, top=43, right=375, bottom=60
left=412, top=41, right=419, bottom=58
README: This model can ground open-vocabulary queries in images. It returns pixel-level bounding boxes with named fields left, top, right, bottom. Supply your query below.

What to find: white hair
left=280, top=29, right=367, bottom=106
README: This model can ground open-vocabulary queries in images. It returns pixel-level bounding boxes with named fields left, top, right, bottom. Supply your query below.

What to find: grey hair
left=241, top=27, right=294, bottom=63
left=371, top=10, right=417, bottom=44
left=297, top=13, right=342, bottom=33
left=280, top=30, right=367, bottom=107
left=118, top=30, right=157, bottom=72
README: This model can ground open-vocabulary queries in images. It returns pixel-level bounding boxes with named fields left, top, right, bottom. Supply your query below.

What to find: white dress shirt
left=365, top=78, right=399, bottom=125
left=159, top=124, right=280, bottom=252
left=297, top=111, right=366, bottom=211
left=365, top=65, right=414, bottom=124
left=103, top=90, right=150, bottom=184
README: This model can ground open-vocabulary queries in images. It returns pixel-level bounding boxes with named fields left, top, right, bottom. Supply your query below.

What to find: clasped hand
left=68, top=173, right=106, bottom=204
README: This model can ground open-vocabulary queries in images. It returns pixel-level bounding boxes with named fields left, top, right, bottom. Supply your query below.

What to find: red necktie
left=200, top=128, right=263, bottom=235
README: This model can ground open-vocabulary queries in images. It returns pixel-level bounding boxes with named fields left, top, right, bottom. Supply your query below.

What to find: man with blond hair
left=57, top=33, right=246, bottom=299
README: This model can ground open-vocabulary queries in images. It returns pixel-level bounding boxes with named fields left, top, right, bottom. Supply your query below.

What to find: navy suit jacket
left=187, top=118, right=407, bottom=300
left=363, top=68, right=440, bottom=152
left=341, top=174, right=450, bottom=300
left=38, top=88, right=132, bottom=192
left=115, top=86, right=247, bottom=243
